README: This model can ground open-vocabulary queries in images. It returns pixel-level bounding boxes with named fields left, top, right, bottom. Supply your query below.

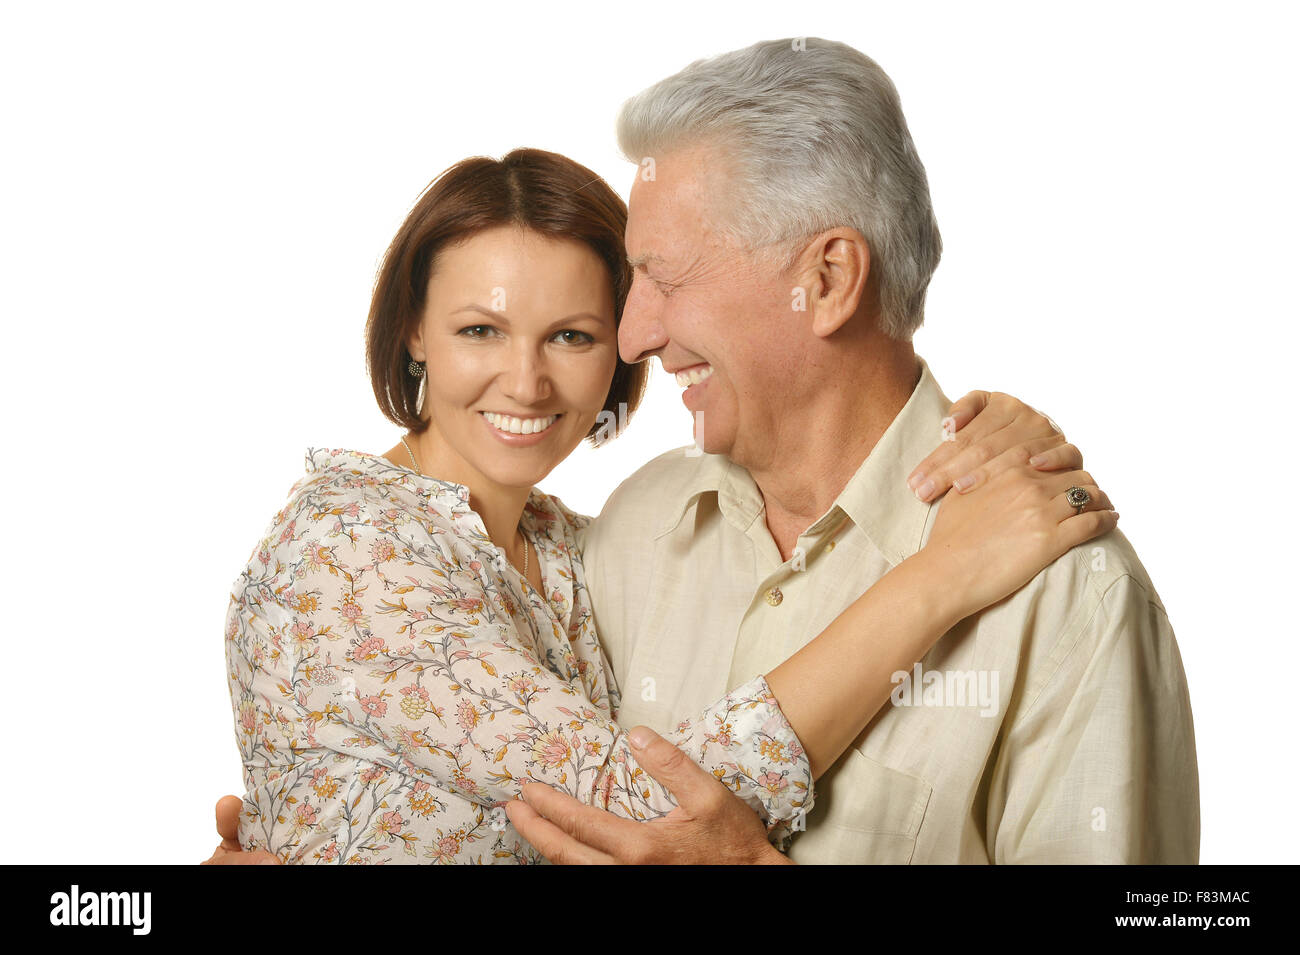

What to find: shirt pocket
left=788, top=749, right=933, bottom=864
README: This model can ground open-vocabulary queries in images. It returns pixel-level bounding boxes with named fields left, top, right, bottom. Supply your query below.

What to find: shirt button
left=765, top=587, right=783, bottom=606
left=826, top=540, right=836, bottom=552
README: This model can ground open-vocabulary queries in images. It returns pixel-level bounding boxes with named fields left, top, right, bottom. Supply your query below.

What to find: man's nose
left=618, top=276, right=669, bottom=364
left=500, top=345, right=553, bottom=406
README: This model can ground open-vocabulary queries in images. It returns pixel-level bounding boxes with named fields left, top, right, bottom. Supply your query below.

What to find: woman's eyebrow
left=451, top=303, right=508, bottom=319
left=450, top=303, right=607, bottom=326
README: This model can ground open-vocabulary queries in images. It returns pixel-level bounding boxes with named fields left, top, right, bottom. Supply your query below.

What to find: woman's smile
left=479, top=409, right=564, bottom=445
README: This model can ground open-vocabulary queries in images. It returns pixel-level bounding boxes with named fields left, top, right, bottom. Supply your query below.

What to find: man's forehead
left=624, top=194, right=674, bottom=268
left=625, top=146, right=728, bottom=267
left=626, top=183, right=695, bottom=267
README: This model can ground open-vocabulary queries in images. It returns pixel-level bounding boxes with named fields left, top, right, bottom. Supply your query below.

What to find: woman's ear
left=406, top=323, right=427, bottom=364
left=805, top=229, right=871, bottom=338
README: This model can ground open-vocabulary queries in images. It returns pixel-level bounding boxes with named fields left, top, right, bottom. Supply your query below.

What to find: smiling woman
left=221, top=150, right=818, bottom=863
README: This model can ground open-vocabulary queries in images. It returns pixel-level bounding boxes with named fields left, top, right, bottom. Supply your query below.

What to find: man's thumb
left=627, top=725, right=716, bottom=808
left=215, top=795, right=243, bottom=845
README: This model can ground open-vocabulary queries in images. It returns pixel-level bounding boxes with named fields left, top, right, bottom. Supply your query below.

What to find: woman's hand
left=919, top=463, right=1118, bottom=620
left=907, top=390, right=1079, bottom=502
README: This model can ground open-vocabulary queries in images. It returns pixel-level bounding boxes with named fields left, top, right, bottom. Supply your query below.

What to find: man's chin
left=689, top=432, right=728, bottom=458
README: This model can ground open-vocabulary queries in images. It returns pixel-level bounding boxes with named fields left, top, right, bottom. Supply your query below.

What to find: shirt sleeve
left=230, top=516, right=813, bottom=842
left=986, top=573, right=1200, bottom=863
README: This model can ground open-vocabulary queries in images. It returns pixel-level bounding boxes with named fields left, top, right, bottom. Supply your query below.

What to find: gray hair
left=616, top=37, right=942, bottom=340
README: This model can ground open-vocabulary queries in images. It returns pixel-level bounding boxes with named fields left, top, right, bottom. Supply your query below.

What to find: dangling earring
left=408, top=358, right=426, bottom=415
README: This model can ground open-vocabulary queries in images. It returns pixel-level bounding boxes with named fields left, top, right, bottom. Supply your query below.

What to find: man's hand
left=199, top=795, right=281, bottom=865
left=907, top=390, right=1081, bottom=502
left=504, top=727, right=794, bottom=864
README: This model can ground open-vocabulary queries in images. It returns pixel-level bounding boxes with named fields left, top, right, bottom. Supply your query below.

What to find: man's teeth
left=675, top=364, right=714, bottom=387
left=482, top=411, right=560, bottom=435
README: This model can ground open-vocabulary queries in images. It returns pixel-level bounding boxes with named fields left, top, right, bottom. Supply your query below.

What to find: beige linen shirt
left=578, top=356, right=1199, bottom=864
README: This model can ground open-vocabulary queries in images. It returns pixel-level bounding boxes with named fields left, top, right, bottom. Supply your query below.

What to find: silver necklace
left=399, top=435, right=528, bottom=579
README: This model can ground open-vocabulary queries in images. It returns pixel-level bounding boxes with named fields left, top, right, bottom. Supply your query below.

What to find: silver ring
left=1066, top=485, right=1091, bottom=515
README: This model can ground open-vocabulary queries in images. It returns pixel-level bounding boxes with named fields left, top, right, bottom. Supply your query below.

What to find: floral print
left=225, top=448, right=814, bottom=864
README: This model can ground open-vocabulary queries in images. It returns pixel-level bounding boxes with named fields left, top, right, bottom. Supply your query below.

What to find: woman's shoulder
left=524, top=488, right=594, bottom=536
left=246, top=447, right=471, bottom=560
left=281, top=447, right=416, bottom=520
left=230, top=447, right=517, bottom=624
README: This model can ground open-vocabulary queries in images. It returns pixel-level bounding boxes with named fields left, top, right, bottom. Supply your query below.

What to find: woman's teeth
left=481, top=411, right=560, bottom=435
left=675, top=364, right=714, bottom=387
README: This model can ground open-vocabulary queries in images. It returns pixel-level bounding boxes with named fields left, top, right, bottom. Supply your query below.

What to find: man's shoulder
left=984, top=525, right=1173, bottom=705
left=1043, top=525, right=1166, bottom=616
left=595, top=445, right=720, bottom=527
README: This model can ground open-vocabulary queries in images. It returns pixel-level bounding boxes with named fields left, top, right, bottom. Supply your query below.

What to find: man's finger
left=504, top=798, right=616, bottom=865
left=201, top=795, right=282, bottom=863
left=215, top=795, right=243, bottom=850
left=200, top=845, right=281, bottom=865
left=518, top=783, right=646, bottom=858
left=626, top=726, right=726, bottom=813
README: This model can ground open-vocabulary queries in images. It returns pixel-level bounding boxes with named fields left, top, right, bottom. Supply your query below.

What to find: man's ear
left=801, top=229, right=871, bottom=338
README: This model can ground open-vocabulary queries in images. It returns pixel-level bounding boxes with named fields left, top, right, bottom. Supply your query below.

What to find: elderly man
left=501, top=37, right=1198, bottom=865
left=206, top=37, right=1197, bottom=865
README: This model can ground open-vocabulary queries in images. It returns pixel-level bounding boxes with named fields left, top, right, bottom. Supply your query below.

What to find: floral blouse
left=225, top=448, right=814, bottom=864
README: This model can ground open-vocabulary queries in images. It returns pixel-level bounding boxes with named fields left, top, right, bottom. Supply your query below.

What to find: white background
left=2, top=0, right=1295, bottom=864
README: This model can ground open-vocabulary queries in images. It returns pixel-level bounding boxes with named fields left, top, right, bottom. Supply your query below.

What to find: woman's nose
left=500, top=347, right=552, bottom=406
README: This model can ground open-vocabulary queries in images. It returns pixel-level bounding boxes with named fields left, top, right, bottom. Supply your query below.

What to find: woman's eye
left=554, top=329, right=595, bottom=345
left=459, top=325, right=493, bottom=338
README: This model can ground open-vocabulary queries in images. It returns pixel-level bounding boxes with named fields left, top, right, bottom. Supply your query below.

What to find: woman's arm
left=226, top=496, right=811, bottom=837
left=763, top=550, right=965, bottom=779
left=766, top=456, right=1116, bottom=778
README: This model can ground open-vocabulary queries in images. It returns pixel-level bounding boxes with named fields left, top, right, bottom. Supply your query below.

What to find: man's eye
left=554, top=329, right=595, bottom=345
left=654, top=280, right=677, bottom=297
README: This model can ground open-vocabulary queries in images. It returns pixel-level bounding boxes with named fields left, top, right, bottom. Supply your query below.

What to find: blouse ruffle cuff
left=670, top=672, right=814, bottom=851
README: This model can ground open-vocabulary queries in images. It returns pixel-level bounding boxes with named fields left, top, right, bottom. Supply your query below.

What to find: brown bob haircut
left=366, top=148, right=648, bottom=446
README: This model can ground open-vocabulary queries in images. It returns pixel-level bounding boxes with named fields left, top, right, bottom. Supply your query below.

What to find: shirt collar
left=651, top=449, right=736, bottom=537
left=653, top=355, right=953, bottom=567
